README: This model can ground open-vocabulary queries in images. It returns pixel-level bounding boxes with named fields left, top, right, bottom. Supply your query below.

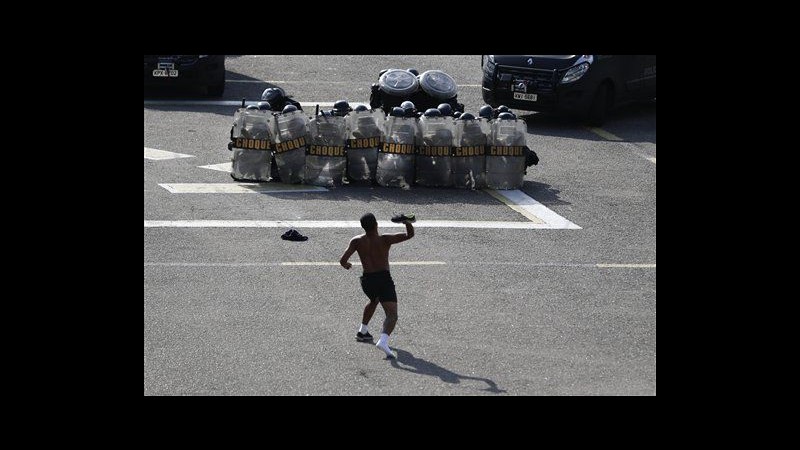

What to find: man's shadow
left=389, top=347, right=507, bottom=394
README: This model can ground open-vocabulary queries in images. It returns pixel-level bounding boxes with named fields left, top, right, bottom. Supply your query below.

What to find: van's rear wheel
left=207, top=72, right=225, bottom=97
left=586, top=83, right=611, bottom=126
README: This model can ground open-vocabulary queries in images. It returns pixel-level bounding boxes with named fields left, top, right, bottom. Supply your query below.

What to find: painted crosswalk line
left=145, top=261, right=654, bottom=268
left=198, top=162, right=232, bottom=172
left=158, top=183, right=328, bottom=194
left=485, top=189, right=581, bottom=229
left=144, top=147, right=194, bottom=160
left=145, top=219, right=568, bottom=229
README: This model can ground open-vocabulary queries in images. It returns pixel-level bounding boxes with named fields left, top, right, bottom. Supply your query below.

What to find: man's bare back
left=340, top=220, right=414, bottom=273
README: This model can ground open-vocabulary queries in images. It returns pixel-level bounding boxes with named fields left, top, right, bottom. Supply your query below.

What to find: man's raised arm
left=387, top=220, right=414, bottom=244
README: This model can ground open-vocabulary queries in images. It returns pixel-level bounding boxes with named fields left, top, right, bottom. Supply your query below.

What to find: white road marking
left=198, top=162, right=232, bottom=172
left=153, top=184, right=578, bottom=229
left=145, top=219, right=572, bottom=229
left=144, top=261, right=445, bottom=267
left=144, top=147, right=194, bottom=160
left=595, top=263, right=656, bottom=268
left=158, top=183, right=328, bottom=194
left=618, top=141, right=656, bottom=165
left=227, top=80, right=361, bottom=84
left=281, top=261, right=446, bottom=266
left=585, top=127, right=656, bottom=165
left=144, top=261, right=653, bottom=268
left=484, top=189, right=544, bottom=224
left=611, top=140, right=657, bottom=165
left=449, top=262, right=656, bottom=267
left=586, top=127, right=623, bottom=141
left=486, top=189, right=581, bottom=229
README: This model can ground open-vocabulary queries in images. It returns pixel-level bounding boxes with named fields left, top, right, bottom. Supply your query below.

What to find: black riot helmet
left=478, top=105, right=493, bottom=119
left=459, top=112, right=476, bottom=121
left=261, top=87, right=286, bottom=103
left=400, top=101, right=416, bottom=117
left=400, top=100, right=415, bottom=111
left=497, top=112, right=516, bottom=120
left=437, top=103, right=453, bottom=117
left=423, top=108, right=442, bottom=117
left=245, top=105, right=259, bottom=111
left=332, top=100, right=352, bottom=116
left=390, top=107, right=406, bottom=117
left=452, top=111, right=462, bottom=119
left=496, top=105, right=510, bottom=114
left=257, top=101, right=272, bottom=111
left=354, top=104, right=369, bottom=112
left=282, top=104, right=298, bottom=114
left=407, top=68, right=419, bottom=76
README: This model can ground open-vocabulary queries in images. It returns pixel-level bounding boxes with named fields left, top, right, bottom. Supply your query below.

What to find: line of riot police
left=228, top=88, right=537, bottom=190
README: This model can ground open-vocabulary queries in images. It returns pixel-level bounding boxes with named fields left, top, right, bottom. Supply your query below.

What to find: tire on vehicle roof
left=419, top=70, right=457, bottom=100
left=378, top=69, right=419, bottom=97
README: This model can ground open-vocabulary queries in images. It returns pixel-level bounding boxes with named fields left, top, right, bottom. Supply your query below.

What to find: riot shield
left=452, top=118, right=489, bottom=189
left=345, top=108, right=384, bottom=182
left=229, top=107, right=274, bottom=182
left=486, top=118, right=527, bottom=189
left=415, top=115, right=454, bottom=187
left=272, top=110, right=310, bottom=184
left=376, top=115, right=419, bottom=188
left=304, top=114, right=348, bottom=187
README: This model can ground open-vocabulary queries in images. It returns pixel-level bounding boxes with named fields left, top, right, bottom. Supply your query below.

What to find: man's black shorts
left=360, top=270, right=397, bottom=302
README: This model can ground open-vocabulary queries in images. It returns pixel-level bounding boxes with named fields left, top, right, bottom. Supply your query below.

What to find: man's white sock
left=377, top=333, right=389, bottom=346
left=359, top=324, right=369, bottom=334
left=376, top=333, right=393, bottom=357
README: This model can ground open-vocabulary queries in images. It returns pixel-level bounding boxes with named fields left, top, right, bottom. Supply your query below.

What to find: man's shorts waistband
left=362, top=270, right=391, bottom=278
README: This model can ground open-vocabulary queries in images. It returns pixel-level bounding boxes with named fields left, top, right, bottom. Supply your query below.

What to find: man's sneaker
left=356, top=332, right=373, bottom=342
left=391, top=213, right=416, bottom=223
left=376, top=341, right=395, bottom=358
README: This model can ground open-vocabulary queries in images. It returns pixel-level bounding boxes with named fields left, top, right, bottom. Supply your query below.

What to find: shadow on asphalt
left=522, top=180, right=572, bottom=206
left=388, top=347, right=507, bottom=394
left=520, top=100, right=656, bottom=143
left=259, top=179, right=570, bottom=208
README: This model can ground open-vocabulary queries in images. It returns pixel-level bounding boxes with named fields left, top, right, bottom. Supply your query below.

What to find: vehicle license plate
left=513, top=92, right=537, bottom=101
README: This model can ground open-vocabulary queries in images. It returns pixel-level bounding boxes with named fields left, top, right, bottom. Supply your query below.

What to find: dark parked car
left=481, top=55, right=656, bottom=124
left=144, top=55, right=226, bottom=96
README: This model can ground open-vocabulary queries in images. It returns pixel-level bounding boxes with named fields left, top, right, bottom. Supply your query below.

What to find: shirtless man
left=340, top=212, right=415, bottom=358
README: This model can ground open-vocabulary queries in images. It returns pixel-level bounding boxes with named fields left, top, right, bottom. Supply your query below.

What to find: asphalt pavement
left=144, top=55, right=656, bottom=395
